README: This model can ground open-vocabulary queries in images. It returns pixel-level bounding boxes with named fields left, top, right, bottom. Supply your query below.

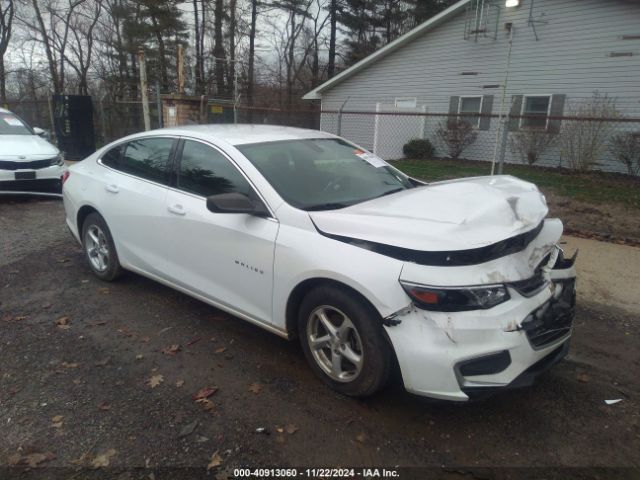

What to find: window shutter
left=479, top=95, right=494, bottom=131
left=448, top=96, right=460, bottom=128
left=547, top=94, right=566, bottom=133
left=508, top=95, right=523, bottom=131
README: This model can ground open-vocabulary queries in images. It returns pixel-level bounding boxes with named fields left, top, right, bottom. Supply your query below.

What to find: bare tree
left=0, top=0, right=14, bottom=104
left=65, top=0, right=103, bottom=94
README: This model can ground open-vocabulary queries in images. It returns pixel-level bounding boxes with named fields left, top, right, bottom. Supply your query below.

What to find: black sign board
left=53, top=95, right=96, bottom=161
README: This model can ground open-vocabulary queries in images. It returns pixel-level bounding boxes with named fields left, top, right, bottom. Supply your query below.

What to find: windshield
left=0, top=113, right=32, bottom=135
left=238, top=138, right=413, bottom=210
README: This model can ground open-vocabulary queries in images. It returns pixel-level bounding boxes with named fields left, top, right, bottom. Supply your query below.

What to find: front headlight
left=400, top=281, right=510, bottom=312
left=50, top=154, right=64, bottom=166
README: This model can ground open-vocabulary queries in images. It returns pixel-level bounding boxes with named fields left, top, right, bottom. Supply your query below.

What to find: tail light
left=61, top=171, right=70, bottom=186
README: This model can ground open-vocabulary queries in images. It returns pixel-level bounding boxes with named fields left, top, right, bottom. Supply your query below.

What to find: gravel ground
left=1, top=197, right=639, bottom=479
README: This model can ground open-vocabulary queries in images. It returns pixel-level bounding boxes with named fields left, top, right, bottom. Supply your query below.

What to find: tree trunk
left=193, top=0, right=201, bottom=93
left=247, top=0, right=257, bottom=116
left=213, top=0, right=225, bottom=96
left=286, top=11, right=295, bottom=111
left=0, top=56, right=6, bottom=105
left=226, top=0, right=237, bottom=99
left=32, top=0, right=61, bottom=94
left=328, top=0, right=337, bottom=79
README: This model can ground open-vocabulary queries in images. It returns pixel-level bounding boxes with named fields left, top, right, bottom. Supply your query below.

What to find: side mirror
left=33, top=127, right=46, bottom=137
left=206, top=192, right=270, bottom=217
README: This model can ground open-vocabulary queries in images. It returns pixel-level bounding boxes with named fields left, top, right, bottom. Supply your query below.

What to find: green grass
left=391, top=158, right=640, bottom=209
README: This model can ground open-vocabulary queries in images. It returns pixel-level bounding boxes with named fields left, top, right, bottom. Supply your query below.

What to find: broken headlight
left=50, top=154, right=64, bottom=166
left=400, top=281, right=510, bottom=312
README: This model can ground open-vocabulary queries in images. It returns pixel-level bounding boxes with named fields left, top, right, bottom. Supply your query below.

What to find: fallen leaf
left=91, top=449, right=117, bottom=468
left=98, top=402, right=111, bottom=411
left=14, top=315, right=28, bottom=321
left=24, top=452, right=56, bottom=468
left=61, top=362, right=79, bottom=369
left=73, top=378, right=82, bottom=385
left=195, top=398, right=216, bottom=411
left=207, top=451, right=223, bottom=470
left=161, top=344, right=181, bottom=356
left=214, top=347, right=226, bottom=354
left=98, top=287, right=110, bottom=294
left=276, top=426, right=284, bottom=434
left=135, top=354, right=144, bottom=360
left=355, top=432, right=367, bottom=443
left=193, top=386, right=218, bottom=400
left=577, top=373, right=590, bottom=383
left=248, top=383, right=262, bottom=394
left=176, top=380, right=185, bottom=388
left=285, top=424, right=298, bottom=435
left=51, top=415, right=64, bottom=428
left=178, top=420, right=199, bottom=438
left=56, top=316, right=70, bottom=330
left=94, top=358, right=110, bottom=367
left=147, top=374, right=164, bottom=388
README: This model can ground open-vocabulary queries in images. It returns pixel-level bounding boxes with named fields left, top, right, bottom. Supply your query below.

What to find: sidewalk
left=562, top=235, right=640, bottom=316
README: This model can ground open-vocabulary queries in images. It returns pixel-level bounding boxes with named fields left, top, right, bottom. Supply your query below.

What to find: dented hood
left=310, top=175, right=548, bottom=252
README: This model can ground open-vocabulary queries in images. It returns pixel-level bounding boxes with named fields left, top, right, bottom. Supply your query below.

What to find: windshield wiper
left=374, top=188, right=404, bottom=199
left=305, top=202, right=350, bottom=211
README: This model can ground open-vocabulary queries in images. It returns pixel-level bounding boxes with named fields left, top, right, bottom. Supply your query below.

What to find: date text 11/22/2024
left=232, top=468, right=400, bottom=478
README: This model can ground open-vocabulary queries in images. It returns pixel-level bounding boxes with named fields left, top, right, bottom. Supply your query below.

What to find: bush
left=436, top=119, right=477, bottom=159
left=559, top=92, right=619, bottom=171
left=509, top=129, right=557, bottom=165
left=402, top=138, right=434, bottom=159
left=609, top=131, right=640, bottom=176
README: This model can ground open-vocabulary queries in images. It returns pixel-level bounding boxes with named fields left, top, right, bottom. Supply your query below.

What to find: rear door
left=162, top=138, right=279, bottom=324
left=98, top=136, right=177, bottom=275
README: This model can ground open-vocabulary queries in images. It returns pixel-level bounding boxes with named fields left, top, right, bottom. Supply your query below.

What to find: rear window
left=102, top=138, right=174, bottom=185
left=0, top=113, right=32, bottom=135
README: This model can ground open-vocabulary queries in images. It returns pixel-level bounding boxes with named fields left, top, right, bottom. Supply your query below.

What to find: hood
left=310, top=175, right=548, bottom=253
left=0, top=135, right=59, bottom=159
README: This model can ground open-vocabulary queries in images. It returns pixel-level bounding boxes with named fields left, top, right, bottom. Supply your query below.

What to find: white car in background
left=62, top=125, right=577, bottom=401
left=0, top=107, right=65, bottom=193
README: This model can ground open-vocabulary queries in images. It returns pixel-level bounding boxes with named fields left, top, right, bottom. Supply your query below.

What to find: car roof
left=140, top=124, right=336, bottom=146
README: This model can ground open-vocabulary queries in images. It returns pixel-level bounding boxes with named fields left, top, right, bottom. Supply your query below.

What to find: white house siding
left=317, top=0, right=640, bottom=172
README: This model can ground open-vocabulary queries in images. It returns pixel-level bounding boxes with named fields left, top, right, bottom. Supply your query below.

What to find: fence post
left=156, top=81, right=163, bottom=128
left=47, top=93, right=56, bottom=144
left=337, top=97, right=349, bottom=136
left=497, top=114, right=510, bottom=174
left=138, top=48, right=151, bottom=131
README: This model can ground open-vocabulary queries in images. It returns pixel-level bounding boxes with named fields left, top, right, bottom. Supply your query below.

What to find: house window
left=395, top=97, right=417, bottom=108
left=458, top=96, right=482, bottom=128
left=521, top=95, right=551, bottom=129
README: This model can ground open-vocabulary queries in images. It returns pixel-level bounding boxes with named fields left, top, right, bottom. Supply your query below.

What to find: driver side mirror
left=206, top=192, right=270, bottom=217
left=33, top=127, right=47, bottom=138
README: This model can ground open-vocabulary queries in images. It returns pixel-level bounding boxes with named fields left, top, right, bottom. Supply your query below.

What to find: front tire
left=81, top=212, right=122, bottom=282
left=298, top=285, right=392, bottom=397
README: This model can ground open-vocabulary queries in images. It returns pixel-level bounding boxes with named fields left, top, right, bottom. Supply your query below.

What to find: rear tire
left=81, top=212, right=123, bottom=282
left=298, top=285, right=392, bottom=397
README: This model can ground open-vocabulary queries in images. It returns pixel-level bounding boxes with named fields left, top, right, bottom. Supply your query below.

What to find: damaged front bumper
left=384, top=246, right=577, bottom=401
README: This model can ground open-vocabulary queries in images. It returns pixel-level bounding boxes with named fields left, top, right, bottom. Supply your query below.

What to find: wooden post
left=138, top=48, right=151, bottom=131
left=178, top=45, right=185, bottom=94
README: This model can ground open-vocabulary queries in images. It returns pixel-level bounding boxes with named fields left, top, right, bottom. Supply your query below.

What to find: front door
left=162, top=139, right=279, bottom=324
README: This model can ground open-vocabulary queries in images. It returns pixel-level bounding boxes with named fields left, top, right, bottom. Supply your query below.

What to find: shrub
left=559, top=92, right=619, bottom=171
left=609, top=131, right=640, bottom=176
left=436, top=119, right=477, bottom=159
left=509, top=129, right=557, bottom=165
left=402, top=138, right=434, bottom=159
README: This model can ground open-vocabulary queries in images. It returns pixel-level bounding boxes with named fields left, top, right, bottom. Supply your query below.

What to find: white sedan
left=62, top=125, right=576, bottom=401
left=0, top=108, right=65, bottom=192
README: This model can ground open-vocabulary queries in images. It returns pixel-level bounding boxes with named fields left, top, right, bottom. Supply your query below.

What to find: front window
left=458, top=97, right=482, bottom=128
left=0, top=113, right=32, bottom=135
left=238, top=138, right=414, bottom=211
left=521, top=95, right=551, bottom=129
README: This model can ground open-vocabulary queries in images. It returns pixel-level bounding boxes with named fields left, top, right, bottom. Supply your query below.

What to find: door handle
left=168, top=204, right=186, bottom=216
left=105, top=184, right=119, bottom=193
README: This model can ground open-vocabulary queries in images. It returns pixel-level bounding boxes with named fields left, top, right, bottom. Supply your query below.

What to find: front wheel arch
left=285, top=278, right=384, bottom=340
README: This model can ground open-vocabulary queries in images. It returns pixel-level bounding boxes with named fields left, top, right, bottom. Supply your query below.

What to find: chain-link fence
left=319, top=109, right=640, bottom=176
left=5, top=96, right=639, bottom=176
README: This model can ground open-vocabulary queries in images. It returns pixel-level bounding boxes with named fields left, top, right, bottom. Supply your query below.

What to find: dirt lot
left=1, top=198, right=639, bottom=479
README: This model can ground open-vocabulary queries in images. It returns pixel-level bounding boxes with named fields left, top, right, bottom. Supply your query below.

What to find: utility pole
left=138, top=48, right=151, bottom=131
left=156, top=81, right=163, bottom=128
left=177, top=45, right=185, bottom=94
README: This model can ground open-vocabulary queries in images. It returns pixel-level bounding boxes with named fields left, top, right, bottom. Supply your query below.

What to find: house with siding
left=303, top=0, right=640, bottom=172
